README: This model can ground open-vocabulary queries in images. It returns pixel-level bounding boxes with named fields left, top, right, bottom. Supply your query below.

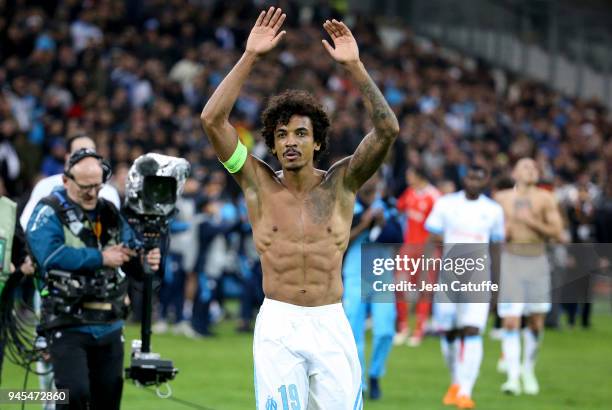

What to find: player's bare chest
left=256, top=187, right=350, bottom=238
left=508, top=194, right=545, bottom=216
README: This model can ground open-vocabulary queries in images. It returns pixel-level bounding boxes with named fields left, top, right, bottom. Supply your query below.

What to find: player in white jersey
left=425, top=164, right=505, bottom=409
left=20, top=135, right=120, bottom=229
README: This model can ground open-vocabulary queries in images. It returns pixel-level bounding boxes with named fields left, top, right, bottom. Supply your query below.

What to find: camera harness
left=37, top=190, right=128, bottom=332
left=5, top=152, right=211, bottom=408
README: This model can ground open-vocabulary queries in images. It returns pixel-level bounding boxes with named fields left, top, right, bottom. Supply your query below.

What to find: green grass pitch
left=3, top=310, right=611, bottom=409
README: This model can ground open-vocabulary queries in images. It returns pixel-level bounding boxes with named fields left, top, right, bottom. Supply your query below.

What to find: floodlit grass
left=3, top=308, right=611, bottom=409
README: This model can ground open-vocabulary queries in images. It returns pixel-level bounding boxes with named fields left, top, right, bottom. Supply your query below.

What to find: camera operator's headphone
left=64, top=148, right=113, bottom=183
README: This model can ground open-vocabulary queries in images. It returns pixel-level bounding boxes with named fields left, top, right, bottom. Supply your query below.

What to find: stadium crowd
left=1, top=0, right=611, bottom=338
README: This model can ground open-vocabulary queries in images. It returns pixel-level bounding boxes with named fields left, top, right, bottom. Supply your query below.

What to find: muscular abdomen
left=252, top=187, right=353, bottom=306
left=260, top=240, right=345, bottom=306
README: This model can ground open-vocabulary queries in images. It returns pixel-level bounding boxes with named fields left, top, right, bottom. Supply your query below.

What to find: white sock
left=457, top=335, right=483, bottom=397
left=502, top=329, right=521, bottom=381
left=522, top=329, right=541, bottom=373
left=441, top=336, right=459, bottom=384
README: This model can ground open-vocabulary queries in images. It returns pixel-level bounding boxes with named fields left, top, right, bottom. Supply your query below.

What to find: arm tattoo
left=344, top=67, right=399, bottom=191
left=356, top=75, right=395, bottom=133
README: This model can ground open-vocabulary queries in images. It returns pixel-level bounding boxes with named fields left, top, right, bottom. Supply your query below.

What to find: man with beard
left=200, top=7, right=399, bottom=408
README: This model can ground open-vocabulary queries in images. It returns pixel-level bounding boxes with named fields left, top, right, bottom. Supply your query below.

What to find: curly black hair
left=260, top=90, right=330, bottom=161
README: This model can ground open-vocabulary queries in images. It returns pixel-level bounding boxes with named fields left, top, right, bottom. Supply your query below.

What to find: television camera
left=122, top=153, right=190, bottom=390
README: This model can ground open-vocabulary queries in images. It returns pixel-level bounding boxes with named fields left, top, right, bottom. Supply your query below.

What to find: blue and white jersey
left=343, top=197, right=402, bottom=284
left=425, top=191, right=505, bottom=244
left=342, top=199, right=378, bottom=282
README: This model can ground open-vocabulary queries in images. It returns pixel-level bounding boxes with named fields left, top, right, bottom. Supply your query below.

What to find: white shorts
left=253, top=298, right=362, bottom=410
left=497, top=301, right=551, bottom=317
left=433, top=302, right=490, bottom=332
left=498, top=251, right=551, bottom=318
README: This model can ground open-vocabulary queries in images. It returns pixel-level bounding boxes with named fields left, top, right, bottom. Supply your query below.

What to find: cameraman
left=26, top=149, right=160, bottom=410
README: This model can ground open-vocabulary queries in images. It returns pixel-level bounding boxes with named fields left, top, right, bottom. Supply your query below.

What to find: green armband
left=221, top=140, right=248, bottom=174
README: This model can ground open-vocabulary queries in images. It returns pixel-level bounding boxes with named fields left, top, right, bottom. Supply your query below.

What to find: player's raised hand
left=322, top=19, right=360, bottom=65
left=246, top=7, right=287, bottom=56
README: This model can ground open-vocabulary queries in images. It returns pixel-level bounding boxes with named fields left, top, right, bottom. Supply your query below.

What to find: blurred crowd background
left=1, top=0, right=611, bottom=336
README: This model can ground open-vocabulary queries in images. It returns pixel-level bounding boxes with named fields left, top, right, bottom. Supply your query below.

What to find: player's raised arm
left=200, top=7, right=286, bottom=178
left=322, top=19, right=399, bottom=192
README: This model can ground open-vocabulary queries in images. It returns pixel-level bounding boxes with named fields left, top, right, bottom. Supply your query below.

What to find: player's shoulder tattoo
left=305, top=185, right=338, bottom=224
left=307, top=162, right=354, bottom=223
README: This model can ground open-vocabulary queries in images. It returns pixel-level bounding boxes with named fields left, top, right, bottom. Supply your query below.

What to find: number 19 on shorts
left=277, top=384, right=300, bottom=410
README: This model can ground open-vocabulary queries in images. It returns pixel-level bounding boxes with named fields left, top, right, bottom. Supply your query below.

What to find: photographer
left=26, top=149, right=160, bottom=410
